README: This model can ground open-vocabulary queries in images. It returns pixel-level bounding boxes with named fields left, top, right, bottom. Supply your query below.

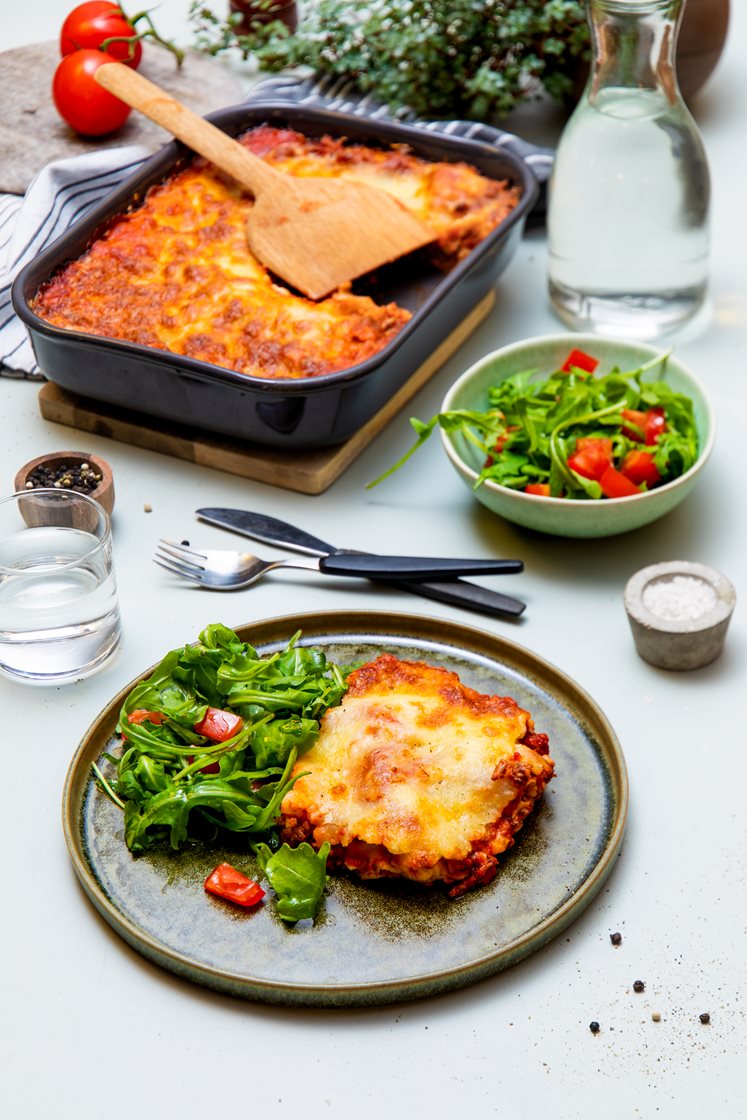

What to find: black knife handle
left=379, top=577, right=525, bottom=618
left=318, top=554, right=524, bottom=579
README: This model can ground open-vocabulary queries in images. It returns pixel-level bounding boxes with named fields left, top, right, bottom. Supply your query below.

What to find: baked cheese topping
left=32, top=126, right=521, bottom=382
left=280, top=653, right=554, bottom=895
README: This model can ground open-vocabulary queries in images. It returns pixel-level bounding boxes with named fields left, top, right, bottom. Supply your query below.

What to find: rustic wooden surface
left=37, top=291, right=495, bottom=494
left=0, top=41, right=245, bottom=195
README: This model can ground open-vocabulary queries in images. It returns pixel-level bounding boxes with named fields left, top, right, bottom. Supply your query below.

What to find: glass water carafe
left=547, top=0, right=710, bottom=339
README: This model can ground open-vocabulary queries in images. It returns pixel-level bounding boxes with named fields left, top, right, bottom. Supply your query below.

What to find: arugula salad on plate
left=94, top=623, right=349, bottom=923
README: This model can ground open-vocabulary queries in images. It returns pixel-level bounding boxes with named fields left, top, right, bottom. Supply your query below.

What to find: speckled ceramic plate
left=63, top=611, right=628, bottom=1007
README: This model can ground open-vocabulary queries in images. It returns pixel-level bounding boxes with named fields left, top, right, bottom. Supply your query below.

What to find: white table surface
left=2, top=5, right=745, bottom=1118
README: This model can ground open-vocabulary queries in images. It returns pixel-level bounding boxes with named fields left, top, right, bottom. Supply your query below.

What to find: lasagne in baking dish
left=32, top=126, right=521, bottom=382
left=279, top=653, right=554, bottom=896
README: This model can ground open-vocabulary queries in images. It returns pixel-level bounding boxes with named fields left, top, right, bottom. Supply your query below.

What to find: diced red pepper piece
left=620, top=449, right=661, bottom=488
left=524, top=483, right=552, bottom=496
left=599, top=465, right=642, bottom=498
left=567, top=437, right=613, bottom=482
left=194, top=707, right=244, bottom=742
left=204, top=863, right=265, bottom=908
left=561, top=349, right=600, bottom=374
left=127, top=709, right=167, bottom=725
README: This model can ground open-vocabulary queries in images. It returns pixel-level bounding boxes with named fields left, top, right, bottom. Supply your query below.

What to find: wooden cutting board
left=0, top=41, right=245, bottom=195
left=37, top=291, right=495, bottom=494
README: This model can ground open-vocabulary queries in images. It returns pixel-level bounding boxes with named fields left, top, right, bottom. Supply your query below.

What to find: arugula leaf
left=255, top=842, right=331, bottom=923
left=252, top=716, right=319, bottom=768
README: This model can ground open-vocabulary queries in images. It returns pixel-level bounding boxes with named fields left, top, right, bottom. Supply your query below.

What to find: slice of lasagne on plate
left=279, top=653, right=554, bottom=897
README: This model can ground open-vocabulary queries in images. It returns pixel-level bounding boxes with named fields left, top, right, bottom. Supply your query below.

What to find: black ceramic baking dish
left=13, top=103, right=538, bottom=450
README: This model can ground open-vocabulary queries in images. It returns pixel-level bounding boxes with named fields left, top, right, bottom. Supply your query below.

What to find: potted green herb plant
left=190, top=0, right=729, bottom=121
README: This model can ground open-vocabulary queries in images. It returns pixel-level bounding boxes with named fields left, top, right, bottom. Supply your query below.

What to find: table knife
left=195, top=508, right=526, bottom=618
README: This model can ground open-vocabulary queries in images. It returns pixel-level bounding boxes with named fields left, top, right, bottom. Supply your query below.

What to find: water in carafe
left=547, top=0, right=710, bottom=339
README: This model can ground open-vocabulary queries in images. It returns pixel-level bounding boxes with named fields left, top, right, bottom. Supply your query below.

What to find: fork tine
left=157, top=540, right=207, bottom=565
left=153, top=556, right=204, bottom=583
left=154, top=548, right=204, bottom=575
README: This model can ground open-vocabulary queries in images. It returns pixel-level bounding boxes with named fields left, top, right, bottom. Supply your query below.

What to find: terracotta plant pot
left=229, top=1, right=298, bottom=34
left=676, top=0, right=730, bottom=99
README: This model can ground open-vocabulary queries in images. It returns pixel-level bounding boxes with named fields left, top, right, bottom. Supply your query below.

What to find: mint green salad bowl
left=440, top=334, right=715, bottom=539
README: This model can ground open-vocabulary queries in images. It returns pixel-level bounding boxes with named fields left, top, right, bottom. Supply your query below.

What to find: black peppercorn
left=633, top=980, right=645, bottom=993
left=27, top=461, right=102, bottom=495
left=699, top=1012, right=710, bottom=1025
left=610, top=932, right=622, bottom=946
left=589, top=1021, right=600, bottom=1034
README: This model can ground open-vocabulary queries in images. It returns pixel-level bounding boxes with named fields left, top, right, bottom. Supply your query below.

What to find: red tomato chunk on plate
left=194, top=707, right=244, bottom=742
left=204, top=863, right=265, bottom=908
left=127, top=708, right=167, bottom=725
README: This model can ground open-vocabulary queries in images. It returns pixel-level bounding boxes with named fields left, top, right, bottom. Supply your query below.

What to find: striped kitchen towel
left=0, top=72, right=553, bottom=378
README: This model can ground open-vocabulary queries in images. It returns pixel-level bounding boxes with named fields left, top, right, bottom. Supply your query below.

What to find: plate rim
left=62, top=609, right=629, bottom=1007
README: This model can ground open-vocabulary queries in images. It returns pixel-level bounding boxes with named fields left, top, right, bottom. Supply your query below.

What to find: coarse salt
left=624, top=561, right=735, bottom=670
left=642, top=575, right=718, bottom=622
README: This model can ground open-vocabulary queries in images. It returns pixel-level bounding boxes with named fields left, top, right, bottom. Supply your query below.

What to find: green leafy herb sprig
left=189, top=0, right=589, bottom=119
left=95, top=624, right=347, bottom=856
left=369, top=352, right=700, bottom=500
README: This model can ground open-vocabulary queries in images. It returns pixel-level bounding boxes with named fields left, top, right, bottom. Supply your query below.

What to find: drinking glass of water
left=0, top=488, right=121, bottom=684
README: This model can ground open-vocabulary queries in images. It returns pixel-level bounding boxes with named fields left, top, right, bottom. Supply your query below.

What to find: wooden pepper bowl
left=14, top=451, right=115, bottom=516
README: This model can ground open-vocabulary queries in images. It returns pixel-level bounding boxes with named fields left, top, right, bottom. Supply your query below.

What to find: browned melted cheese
left=32, top=126, right=521, bottom=382
left=280, top=653, right=554, bottom=896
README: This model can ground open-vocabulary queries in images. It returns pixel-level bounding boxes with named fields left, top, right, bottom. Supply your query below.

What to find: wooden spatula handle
left=94, top=62, right=278, bottom=197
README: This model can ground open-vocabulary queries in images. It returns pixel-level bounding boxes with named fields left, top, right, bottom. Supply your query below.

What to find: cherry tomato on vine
left=52, top=50, right=132, bottom=136
left=60, top=2, right=143, bottom=68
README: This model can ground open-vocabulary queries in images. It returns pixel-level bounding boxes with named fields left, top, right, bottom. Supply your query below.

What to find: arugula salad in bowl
left=374, top=334, right=715, bottom=538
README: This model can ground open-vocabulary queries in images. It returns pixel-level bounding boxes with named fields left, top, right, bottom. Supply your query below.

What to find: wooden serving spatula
left=94, top=63, right=434, bottom=300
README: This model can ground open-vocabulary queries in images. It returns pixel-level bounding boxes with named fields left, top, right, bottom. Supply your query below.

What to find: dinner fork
left=154, top=540, right=524, bottom=591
